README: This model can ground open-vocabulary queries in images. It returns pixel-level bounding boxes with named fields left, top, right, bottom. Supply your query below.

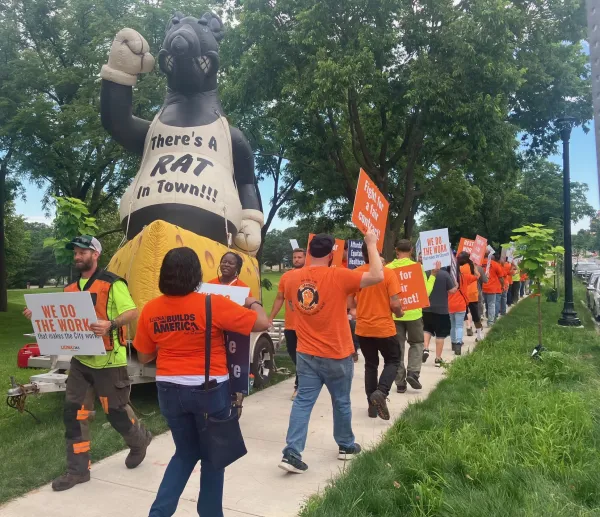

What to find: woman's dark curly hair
left=159, top=247, right=202, bottom=296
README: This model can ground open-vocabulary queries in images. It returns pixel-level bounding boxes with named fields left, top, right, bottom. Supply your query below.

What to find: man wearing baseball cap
left=23, top=235, right=151, bottom=491
left=278, top=230, right=383, bottom=474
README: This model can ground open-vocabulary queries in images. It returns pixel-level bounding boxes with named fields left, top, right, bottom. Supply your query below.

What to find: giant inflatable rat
left=100, top=12, right=263, bottom=255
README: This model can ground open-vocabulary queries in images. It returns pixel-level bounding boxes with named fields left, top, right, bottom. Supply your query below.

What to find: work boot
left=52, top=472, right=90, bottom=492
left=125, top=428, right=152, bottom=469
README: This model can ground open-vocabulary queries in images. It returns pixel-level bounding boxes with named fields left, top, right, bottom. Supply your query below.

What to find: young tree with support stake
left=508, top=224, right=564, bottom=359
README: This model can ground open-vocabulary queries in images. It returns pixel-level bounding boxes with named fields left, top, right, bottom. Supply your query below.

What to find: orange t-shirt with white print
left=354, top=264, right=401, bottom=338
left=208, top=277, right=254, bottom=298
left=278, top=269, right=296, bottom=331
left=284, top=266, right=363, bottom=359
left=482, top=259, right=504, bottom=294
left=133, top=292, right=257, bottom=377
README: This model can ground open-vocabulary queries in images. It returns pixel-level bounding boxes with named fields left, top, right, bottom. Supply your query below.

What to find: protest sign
left=306, top=234, right=345, bottom=267
left=470, top=235, right=487, bottom=266
left=25, top=292, right=106, bottom=356
left=196, top=284, right=253, bottom=394
left=197, top=283, right=250, bottom=306
left=351, top=169, right=389, bottom=252
left=458, top=238, right=475, bottom=254
left=289, top=239, right=299, bottom=250
left=415, top=238, right=422, bottom=261
left=419, top=228, right=451, bottom=271
left=347, top=239, right=365, bottom=269
left=392, top=263, right=430, bottom=311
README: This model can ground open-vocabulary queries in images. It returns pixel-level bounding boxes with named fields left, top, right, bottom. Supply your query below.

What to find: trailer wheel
left=251, top=335, right=275, bottom=388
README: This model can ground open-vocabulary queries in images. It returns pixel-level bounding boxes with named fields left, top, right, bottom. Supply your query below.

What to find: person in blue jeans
left=133, top=247, right=269, bottom=516
left=278, top=231, right=384, bottom=473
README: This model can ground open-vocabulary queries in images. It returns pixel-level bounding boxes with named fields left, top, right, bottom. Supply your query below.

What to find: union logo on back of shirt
left=297, top=281, right=320, bottom=314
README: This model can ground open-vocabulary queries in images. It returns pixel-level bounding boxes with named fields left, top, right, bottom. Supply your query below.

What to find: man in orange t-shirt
left=278, top=231, right=384, bottom=474
left=268, top=248, right=306, bottom=399
left=352, top=242, right=404, bottom=421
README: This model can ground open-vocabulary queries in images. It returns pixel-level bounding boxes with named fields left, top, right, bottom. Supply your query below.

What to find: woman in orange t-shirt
left=448, top=254, right=479, bottom=355
left=133, top=247, right=268, bottom=517
left=208, top=251, right=254, bottom=297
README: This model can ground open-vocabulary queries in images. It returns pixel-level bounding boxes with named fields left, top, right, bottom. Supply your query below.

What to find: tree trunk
left=0, top=148, right=13, bottom=312
left=537, top=280, right=542, bottom=347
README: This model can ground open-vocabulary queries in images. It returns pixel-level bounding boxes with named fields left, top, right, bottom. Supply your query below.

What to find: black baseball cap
left=309, top=234, right=335, bottom=258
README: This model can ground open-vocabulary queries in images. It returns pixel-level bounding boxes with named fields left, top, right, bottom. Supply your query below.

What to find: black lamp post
left=557, top=117, right=581, bottom=327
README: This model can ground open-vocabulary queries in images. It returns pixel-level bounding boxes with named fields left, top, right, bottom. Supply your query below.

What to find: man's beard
left=75, top=258, right=94, bottom=272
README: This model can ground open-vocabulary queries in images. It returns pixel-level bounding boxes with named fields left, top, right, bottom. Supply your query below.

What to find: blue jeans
left=483, top=293, right=497, bottom=326
left=496, top=293, right=503, bottom=319
left=450, top=312, right=466, bottom=343
left=500, top=291, right=507, bottom=316
left=149, top=381, right=231, bottom=517
left=283, top=352, right=355, bottom=459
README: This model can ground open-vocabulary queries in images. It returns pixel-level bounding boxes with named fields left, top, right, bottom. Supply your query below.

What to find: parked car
left=575, top=262, right=599, bottom=279
left=592, top=278, right=600, bottom=321
left=587, top=272, right=600, bottom=308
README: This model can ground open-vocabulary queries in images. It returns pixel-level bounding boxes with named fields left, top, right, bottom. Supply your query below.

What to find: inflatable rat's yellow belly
left=107, top=220, right=260, bottom=331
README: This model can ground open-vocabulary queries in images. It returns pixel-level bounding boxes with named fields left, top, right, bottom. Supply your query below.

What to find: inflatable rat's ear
left=201, top=12, right=225, bottom=42
left=166, top=11, right=185, bottom=31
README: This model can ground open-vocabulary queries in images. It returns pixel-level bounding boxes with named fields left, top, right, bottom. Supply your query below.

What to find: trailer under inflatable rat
left=100, top=12, right=263, bottom=255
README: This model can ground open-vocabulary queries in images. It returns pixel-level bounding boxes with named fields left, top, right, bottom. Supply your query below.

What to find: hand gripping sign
left=25, top=292, right=106, bottom=356
left=197, top=283, right=252, bottom=394
left=351, top=169, right=389, bottom=253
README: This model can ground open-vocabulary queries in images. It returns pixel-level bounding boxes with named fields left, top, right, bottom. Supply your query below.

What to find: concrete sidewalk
left=2, top=333, right=480, bottom=517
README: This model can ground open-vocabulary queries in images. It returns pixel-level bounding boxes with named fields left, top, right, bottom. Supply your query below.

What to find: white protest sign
left=290, top=239, right=299, bottom=250
left=419, top=228, right=451, bottom=271
left=197, top=283, right=250, bottom=306
left=25, top=292, right=106, bottom=356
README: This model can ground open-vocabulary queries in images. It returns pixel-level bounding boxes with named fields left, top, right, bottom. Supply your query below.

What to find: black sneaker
left=451, top=342, right=458, bottom=354
left=455, top=343, right=462, bottom=356
left=422, top=349, right=430, bottom=363
left=278, top=453, right=308, bottom=474
left=369, top=389, right=390, bottom=420
left=338, top=443, right=362, bottom=460
left=466, top=328, right=474, bottom=337
left=396, top=384, right=407, bottom=393
left=368, top=404, right=377, bottom=418
left=434, top=357, right=444, bottom=368
left=406, top=373, right=422, bottom=390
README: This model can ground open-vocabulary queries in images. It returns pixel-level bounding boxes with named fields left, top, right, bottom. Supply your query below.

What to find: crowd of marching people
left=269, top=233, right=529, bottom=475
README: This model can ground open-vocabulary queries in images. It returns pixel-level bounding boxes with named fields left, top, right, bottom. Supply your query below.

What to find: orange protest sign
left=306, top=234, right=345, bottom=267
left=391, top=263, right=430, bottom=311
left=470, top=235, right=487, bottom=266
left=351, top=169, right=389, bottom=253
left=458, top=238, right=475, bottom=254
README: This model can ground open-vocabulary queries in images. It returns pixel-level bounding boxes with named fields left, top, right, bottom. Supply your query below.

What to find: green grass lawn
left=301, top=283, right=600, bottom=517
left=0, top=278, right=292, bottom=504
left=261, top=270, right=284, bottom=319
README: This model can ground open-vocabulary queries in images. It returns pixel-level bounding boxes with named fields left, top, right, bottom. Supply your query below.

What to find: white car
left=591, top=277, right=600, bottom=320
left=587, top=272, right=600, bottom=309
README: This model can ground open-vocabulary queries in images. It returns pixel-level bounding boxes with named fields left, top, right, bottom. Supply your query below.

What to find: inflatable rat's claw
left=233, top=209, right=264, bottom=257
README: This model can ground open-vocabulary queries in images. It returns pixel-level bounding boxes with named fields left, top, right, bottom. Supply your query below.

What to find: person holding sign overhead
left=208, top=251, right=255, bottom=297
left=133, top=247, right=269, bottom=517
left=23, top=235, right=150, bottom=492
left=278, top=231, right=383, bottom=474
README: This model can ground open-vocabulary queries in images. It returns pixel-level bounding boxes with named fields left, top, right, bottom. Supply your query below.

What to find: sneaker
left=278, top=452, right=308, bottom=473
left=466, top=328, right=474, bottom=337
left=422, top=349, right=430, bottom=363
left=451, top=342, right=458, bottom=354
left=434, top=357, right=444, bottom=368
left=369, top=389, right=390, bottom=420
left=338, top=443, right=362, bottom=460
left=396, top=384, right=407, bottom=393
left=455, top=343, right=462, bottom=356
left=51, top=472, right=91, bottom=492
left=368, top=404, right=378, bottom=418
left=406, top=373, right=422, bottom=390
left=291, top=389, right=298, bottom=401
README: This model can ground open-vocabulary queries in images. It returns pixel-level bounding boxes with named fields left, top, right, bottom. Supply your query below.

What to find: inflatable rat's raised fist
left=100, top=29, right=154, bottom=86
left=100, top=12, right=264, bottom=256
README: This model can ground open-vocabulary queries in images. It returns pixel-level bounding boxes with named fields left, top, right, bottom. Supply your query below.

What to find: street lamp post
left=557, top=117, right=581, bottom=327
